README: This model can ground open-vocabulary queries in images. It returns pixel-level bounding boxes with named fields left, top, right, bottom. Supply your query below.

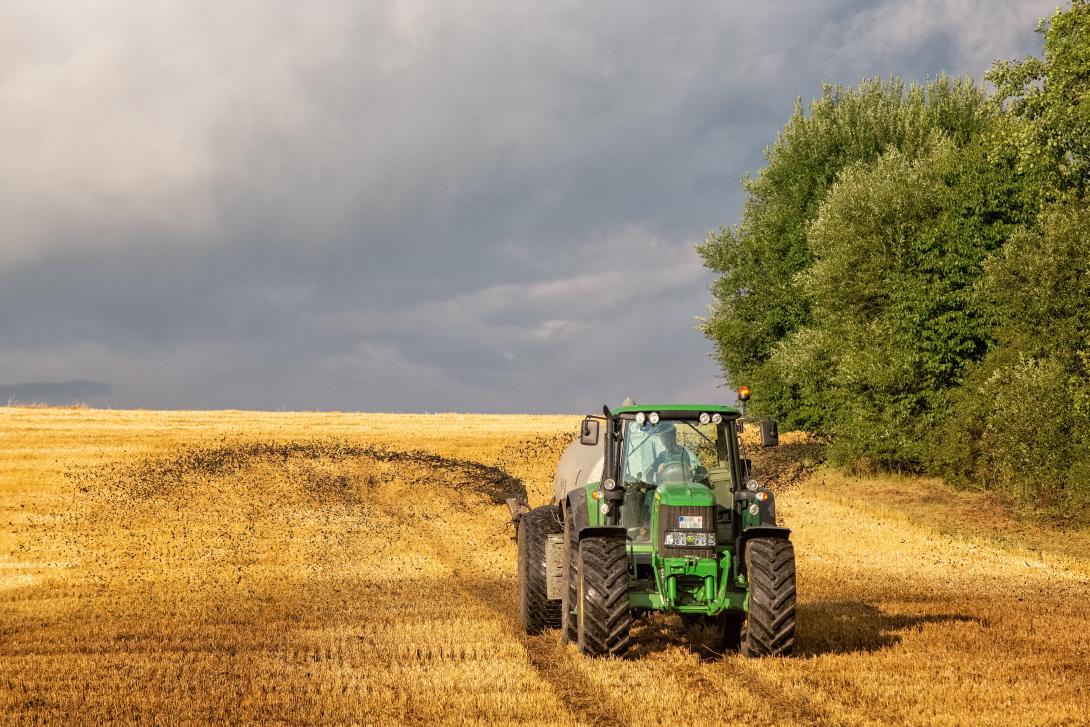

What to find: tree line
left=700, top=1, right=1090, bottom=511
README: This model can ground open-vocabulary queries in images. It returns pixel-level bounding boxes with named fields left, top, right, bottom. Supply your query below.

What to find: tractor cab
left=616, top=411, right=723, bottom=543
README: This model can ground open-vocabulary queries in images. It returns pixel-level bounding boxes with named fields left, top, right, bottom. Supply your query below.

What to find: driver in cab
left=648, top=423, right=698, bottom=483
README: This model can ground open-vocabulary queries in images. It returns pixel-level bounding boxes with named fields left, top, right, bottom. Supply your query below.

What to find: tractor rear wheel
left=741, top=537, right=796, bottom=657
left=559, top=507, right=578, bottom=643
left=576, top=534, right=632, bottom=657
left=517, top=505, right=563, bottom=635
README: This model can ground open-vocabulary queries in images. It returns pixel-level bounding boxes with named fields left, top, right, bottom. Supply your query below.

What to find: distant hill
left=0, top=380, right=112, bottom=405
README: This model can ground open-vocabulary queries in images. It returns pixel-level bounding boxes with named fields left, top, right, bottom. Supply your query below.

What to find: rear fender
left=577, top=526, right=627, bottom=542
left=564, top=491, right=627, bottom=542
left=564, top=491, right=590, bottom=534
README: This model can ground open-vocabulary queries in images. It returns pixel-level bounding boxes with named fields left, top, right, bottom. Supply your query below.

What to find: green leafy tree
left=783, top=133, right=1035, bottom=468
left=928, top=1, right=1090, bottom=508
left=940, top=201, right=1090, bottom=507
left=987, top=0, right=1090, bottom=195
left=699, top=76, right=995, bottom=428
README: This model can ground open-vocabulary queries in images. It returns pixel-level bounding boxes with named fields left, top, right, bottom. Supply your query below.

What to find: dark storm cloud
left=0, top=0, right=1055, bottom=411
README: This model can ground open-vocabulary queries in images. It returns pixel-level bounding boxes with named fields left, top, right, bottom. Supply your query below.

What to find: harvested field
left=1, top=408, right=1088, bottom=725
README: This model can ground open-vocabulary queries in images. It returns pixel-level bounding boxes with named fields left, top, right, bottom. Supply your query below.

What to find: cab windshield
left=621, top=419, right=714, bottom=486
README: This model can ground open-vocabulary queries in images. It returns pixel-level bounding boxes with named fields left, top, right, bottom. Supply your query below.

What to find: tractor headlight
left=664, top=531, right=716, bottom=547
left=648, top=412, right=660, bottom=425
left=603, top=478, right=617, bottom=490
left=748, top=503, right=759, bottom=516
left=746, top=479, right=759, bottom=491
left=699, top=412, right=711, bottom=425
left=635, top=411, right=646, bottom=425
left=600, top=502, right=610, bottom=515
left=712, top=413, right=723, bottom=424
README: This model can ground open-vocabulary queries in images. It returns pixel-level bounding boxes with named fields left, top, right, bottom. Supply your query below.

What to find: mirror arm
left=600, top=405, right=621, bottom=526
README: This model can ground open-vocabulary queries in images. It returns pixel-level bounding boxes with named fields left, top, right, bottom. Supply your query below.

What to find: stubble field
left=1, top=408, right=1088, bottom=725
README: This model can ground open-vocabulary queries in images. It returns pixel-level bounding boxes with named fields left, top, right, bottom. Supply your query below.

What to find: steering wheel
left=657, top=460, right=693, bottom=484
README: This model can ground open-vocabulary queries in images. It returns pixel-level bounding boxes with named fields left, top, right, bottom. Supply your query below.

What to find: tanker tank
left=552, top=436, right=605, bottom=505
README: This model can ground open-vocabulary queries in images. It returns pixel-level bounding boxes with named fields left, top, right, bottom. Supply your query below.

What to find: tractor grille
left=657, top=504, right=717, bottom=558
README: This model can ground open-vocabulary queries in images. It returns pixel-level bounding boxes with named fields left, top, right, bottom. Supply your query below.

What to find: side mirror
left=580, top=417, right=600, bottom=446
left=760, top=419, right=779, bottom=447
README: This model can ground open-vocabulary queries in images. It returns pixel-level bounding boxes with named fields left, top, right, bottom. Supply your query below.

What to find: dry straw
left=1, top=408, right=1087, bottom=724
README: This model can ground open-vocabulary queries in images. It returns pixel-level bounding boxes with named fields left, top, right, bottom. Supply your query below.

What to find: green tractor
left=512, top=399, right=795, bottom=658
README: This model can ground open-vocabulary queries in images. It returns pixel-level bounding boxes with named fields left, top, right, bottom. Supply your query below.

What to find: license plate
left=678, top=515, right=703, bottom=529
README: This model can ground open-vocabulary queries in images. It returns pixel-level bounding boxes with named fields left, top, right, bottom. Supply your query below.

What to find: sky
left=0, top=0, right=1057, bottom=412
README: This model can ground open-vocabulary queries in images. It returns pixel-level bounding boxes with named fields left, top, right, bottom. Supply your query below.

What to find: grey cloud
left=0, top=0, right=1057, bottom=412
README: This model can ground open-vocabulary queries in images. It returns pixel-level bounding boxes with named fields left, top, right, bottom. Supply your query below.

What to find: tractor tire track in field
left=360, top=452, right=628, bottom=727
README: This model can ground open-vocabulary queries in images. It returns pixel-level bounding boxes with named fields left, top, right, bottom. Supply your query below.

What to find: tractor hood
left=654, top=482, right=716, bottom=508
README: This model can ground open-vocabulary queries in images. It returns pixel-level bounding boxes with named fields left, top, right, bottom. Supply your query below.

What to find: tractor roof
left=611, top=403, right=741, bottom=418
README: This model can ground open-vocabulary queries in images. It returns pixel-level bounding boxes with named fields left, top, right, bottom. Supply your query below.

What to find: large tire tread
left=741, top=537, right=796, bottom=657
left=576, top=535, right=632, bottom=657
left=518, top=505, right=563, bottom=635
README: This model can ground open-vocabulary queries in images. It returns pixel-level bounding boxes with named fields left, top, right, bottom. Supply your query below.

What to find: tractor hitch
left=505, top=496, right=530, bottom=538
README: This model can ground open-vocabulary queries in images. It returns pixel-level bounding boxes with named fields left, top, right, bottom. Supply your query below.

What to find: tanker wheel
left=741, top=537, right=796, bottom=657
left=517, top=505, right=563, bottom=635
left=559, top=507, right=578, bottom=643
left=576, top=534, right=632, bottom=657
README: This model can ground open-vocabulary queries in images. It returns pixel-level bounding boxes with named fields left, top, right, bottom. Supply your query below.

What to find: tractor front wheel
left=741, top=537, right=796, bottom=657
left=576, top=534, right=632, bottom=657
left=517, top=505, right=563, bottom=635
